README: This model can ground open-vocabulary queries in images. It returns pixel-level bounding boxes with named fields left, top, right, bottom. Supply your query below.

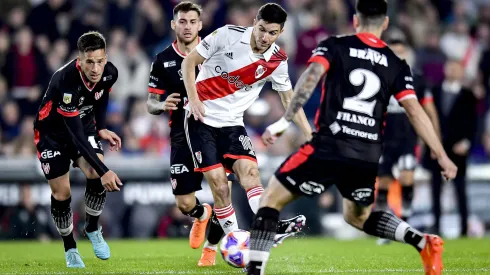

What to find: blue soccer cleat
left=65, top=248, right=85, bottom=268
left=86, top=226, right=110, bottom=260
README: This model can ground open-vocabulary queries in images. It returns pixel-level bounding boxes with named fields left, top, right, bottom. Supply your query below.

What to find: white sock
left=199, top=204, right=209, bottom=222
left=249, top=250, right=270, bottom=275
left=247, top=186, right=264, bottom=214
left=215, top=204, right=239, bottom=234
left=394, top=221, right=427, bottom=250
left=204, top=241, right=217, bottom=251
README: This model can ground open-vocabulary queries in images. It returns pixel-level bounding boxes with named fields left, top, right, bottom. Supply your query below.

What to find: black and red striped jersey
left=33, top=59, right=118, bottom=137
left=307, top=33, right=418, bottom=163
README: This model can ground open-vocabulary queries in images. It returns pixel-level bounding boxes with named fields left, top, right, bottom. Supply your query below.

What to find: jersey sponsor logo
left=41, top=163, right=50, bottom=174
left=299, top=181, right=325, bottom=195
left=41, top=150, right=61, bottom=159
left=149, top=82, right=157, bottom=88
left=59, top=105, right=76, bottom=113
left=164, top=61, right=176, bottom=68
left=79, top=97, right=85, bottom=106
left=312, top=46, right=328, bottom=56
left=201, top=40, right=211, bottom=50
left=341, top=125, right=379, bottom=141
left=214, top=66, right=252, bottom=91
left=329, top=122, right=341, bottom=135
left=387, top=96, right=405, bottom=113
left=150, top=75, right=158, bottom=81
left=170, top=164, right=190, bottom=174
left=95, top=90, right=104, bottom=100
left=351, top=188, right=373, bottom=202
left=336, top=111, right=376, bottom=127
left=63, top=93, right=72, bottom=104
left=195, top=151, right=202, bottom=164
left=178, top=69, right=183, bottom=80
left=255, top=65, right=267, bottom=79
left=225, top=52, right=233, bottom=59
left=103, top=75, right=112, bottom=82
left=349, top=48, right=388, bottom=67
left=239, top=135, right=255, bottom=156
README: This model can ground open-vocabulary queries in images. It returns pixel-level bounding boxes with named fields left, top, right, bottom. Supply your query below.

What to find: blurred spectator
left=0, top=100, right=21, bottom=146
left=425, top=60, right=478, bottom=237
left=415, top=28, right=447, bottom=87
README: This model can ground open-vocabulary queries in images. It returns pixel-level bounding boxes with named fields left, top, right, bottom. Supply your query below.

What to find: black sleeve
left=306, top=37, right=336, bottom=73
left=148, top=58, right=168, bottom=100
left=64, top=115, right=109, bottom=176
left=391, top=62, right=417, bottom=102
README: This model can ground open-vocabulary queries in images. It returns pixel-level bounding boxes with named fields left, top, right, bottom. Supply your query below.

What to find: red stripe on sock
left=246, top=186, right=264, bottom=200
left=216, top=208, right=235, bottom=219
left=215, top=204, right=232, bottom=214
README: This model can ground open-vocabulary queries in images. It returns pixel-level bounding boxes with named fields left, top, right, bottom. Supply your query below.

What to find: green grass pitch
left=0, top=237, right=489, bottom=274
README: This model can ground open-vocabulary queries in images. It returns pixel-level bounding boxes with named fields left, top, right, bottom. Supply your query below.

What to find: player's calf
left=248, top=207, right=279, bottom=275
left=51, top=195, right=77, bottom=252
left=84, top=178, right=106, bottom=232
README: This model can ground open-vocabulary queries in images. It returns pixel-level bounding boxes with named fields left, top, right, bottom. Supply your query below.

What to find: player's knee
left=175, top=196, right=196, bottom=213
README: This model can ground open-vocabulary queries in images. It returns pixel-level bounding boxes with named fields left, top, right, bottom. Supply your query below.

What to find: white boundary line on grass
left=4, top=268, right=490, bottom=274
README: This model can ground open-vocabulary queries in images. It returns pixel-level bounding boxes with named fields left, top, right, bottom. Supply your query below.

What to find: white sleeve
left=195, top=27, right=228, bottom=59
left=270, top=61, right=292, bottom=92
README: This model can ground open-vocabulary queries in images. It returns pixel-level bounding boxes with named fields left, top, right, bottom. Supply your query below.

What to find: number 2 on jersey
left=343, top=68, right=381, bottom=117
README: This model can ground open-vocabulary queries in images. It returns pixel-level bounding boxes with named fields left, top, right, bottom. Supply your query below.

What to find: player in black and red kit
left=247, top=1, right=456, bottom=275
left=33, top=31, right=122, bottom=268
left=375, top=29, right=441, bottom=245
left=146, top=2, right=225, bottom=266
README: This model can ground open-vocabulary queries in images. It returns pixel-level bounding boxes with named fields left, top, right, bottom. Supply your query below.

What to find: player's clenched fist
left=437, top=154, right=458, bottom=180
left=162, top=93, right=181, bottom=111
left=101, top=170, right=123, bottom=192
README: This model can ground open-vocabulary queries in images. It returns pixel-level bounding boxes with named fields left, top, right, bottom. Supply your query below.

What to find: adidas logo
left=225, top=52, right=233, bottom=59
left=223, top=220, right=234, bottom=228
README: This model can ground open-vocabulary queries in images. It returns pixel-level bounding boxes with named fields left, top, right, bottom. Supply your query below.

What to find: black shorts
left=378, top=140, right=417, bottom=177
left=185, top=118, right=257, bottom=173
left=274, top=143, right=378, bottom=207
left=170, top=144, right=203, bottom=195
left=34, top=129, right=103, bottom=180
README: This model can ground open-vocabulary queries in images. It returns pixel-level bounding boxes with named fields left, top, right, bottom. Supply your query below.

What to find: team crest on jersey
left=195, top=151, right=202, bottom=164
left=255, top=65, right=267, bottom=79
left=42, top=163, right=50, bottom=174
left=63, top=93, right=72, bottom=104
left=79, top=96, right=85, bottom=106
left=171, top=178, right=177, bottom=190
left=95, top=90, right=104, bottom=100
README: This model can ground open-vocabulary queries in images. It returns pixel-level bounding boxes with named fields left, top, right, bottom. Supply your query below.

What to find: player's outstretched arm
left=400, top=98, right=457, bottom=180
left=422, top=99, right=441, bottom=140
left=147, top=93, right=181, bottom=115
left=278, top=90, right=312, bottom=141
left=262, top=63, right=325, bottom=145
left=182, top=50, right=206, bottom=121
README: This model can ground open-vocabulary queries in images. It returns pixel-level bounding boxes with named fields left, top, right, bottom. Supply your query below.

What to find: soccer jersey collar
left=240, top=27, right=275, bottom=62
left=172, top=37, right=201, bottom=58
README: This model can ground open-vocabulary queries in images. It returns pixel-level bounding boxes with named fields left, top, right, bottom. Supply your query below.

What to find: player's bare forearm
left=402, top=98, right=445, bottom=158
left=147, top=93, right=163, bottom=115
left=423, top=102, right=441, bottom=140
left=284, top=63, right=325, bottom=122
left=279, top=90, right=312, bottom=140
left=182, top=51, right=204, bottom=101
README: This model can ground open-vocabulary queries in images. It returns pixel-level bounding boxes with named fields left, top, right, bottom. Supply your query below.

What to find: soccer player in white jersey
left=182, top=3, right=311, bottom=236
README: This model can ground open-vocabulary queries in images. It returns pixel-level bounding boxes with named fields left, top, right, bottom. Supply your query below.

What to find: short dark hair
left=173, top=1, right=202, bottom=17
left=356, top=0, right=387, bottom=27
left=256, top=3, right=287, bottom=29
left=77, top=31, right=106, bottom=53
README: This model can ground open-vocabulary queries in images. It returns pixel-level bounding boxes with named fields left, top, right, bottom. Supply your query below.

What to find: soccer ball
left=220, top=229, right=250, bottom=268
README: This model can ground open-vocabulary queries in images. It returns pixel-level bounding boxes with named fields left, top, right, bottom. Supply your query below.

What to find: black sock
left=363, top=211, right=426, bottom=252
left=85, top=178, right=106, bottom=233
left=401, top=185, right=414, bottom=221
left=206, top=211, right=224, bottom=245
left=248, top=207, right=279, bottom=275
left=376, top=189, right=389, bottom=210
left=182, top=197, right=205, bottom=219
left=51, top=196, right=76, bottom=251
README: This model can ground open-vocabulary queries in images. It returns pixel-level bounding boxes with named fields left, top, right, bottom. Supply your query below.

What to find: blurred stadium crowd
left=1, top=0, right=490, bottom=239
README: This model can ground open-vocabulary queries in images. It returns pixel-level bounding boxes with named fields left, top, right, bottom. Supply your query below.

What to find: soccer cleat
left=189, top=203, right=213, bottom=249
left=273, top=232, right=298, bottom=248
left=65, top=248, right=85, bottom=268
left=276, top=214, right=306, bottom=234
left=197, top=247, right=216, bottom=267
left=420, top=234, right=444, bottom=275
left=86, top=226, right=110, bottom=260
left=376, top=238, right=392, bottom=245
